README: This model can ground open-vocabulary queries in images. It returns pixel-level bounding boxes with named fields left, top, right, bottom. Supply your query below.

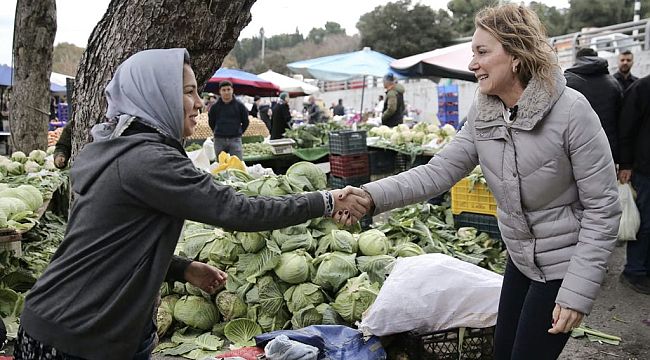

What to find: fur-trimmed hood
left=474, top=68, right=566, bottom=131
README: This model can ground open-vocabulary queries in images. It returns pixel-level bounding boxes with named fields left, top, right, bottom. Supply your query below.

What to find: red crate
left=329, top=153, right=369, bottom=177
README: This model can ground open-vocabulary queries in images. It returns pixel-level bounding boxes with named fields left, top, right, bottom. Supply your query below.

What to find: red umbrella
left=205, top=68, right=280, bottom=96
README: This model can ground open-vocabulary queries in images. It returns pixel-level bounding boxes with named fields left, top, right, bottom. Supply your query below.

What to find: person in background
left=333, top=99, right=345, bottom=116
left=53, top=118, right=74, bottom=169
left=205, top=93, right=217, bottom=113
left=49, top=97, right=58, bottom=121
left=249, top=95, right=261, bottom=118
left=208, top=80, right=248, bottom=160
left=271, top=92, right=291, bottom=139
left=306, top=95, right=322, bottom=123
left=381, top=74, right=405, bottom=127
left=337, top=4, right=620, bottom=359
left=614, top=50, right=638, bottom=92
left=564, top=47, right=622, bottom=162
left=15, top=48, right=371, bottom=360
left=374, top=95, right=384, bottom=117
left=259, top=99, right=272, bottom=132
left=618, top=74, right=650, bottom=295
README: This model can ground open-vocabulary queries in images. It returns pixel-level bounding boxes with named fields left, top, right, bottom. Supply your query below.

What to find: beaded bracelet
left=321, top=190, right=334, bottom=217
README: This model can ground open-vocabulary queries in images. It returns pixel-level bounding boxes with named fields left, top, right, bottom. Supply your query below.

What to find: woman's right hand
left=331, top=186, right=375, bottom=225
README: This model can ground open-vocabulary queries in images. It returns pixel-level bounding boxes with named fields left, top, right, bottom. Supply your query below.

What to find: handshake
left=330, top=186, right=375, bottom=226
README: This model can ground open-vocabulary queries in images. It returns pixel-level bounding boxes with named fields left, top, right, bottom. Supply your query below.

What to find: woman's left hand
left=184, top=261, right=228, bottom=294
left=548, top=304, right=584, bottom=334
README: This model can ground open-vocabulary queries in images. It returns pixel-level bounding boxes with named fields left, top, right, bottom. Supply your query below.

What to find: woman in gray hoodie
left=339, top=4, right=621, bottom=360
left=16, top=49, right=369, bottom=360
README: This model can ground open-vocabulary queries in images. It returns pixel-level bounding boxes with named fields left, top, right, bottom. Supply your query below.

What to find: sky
left=0, top=0, right=571, bottom=67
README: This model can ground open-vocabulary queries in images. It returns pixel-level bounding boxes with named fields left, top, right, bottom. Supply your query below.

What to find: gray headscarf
left=91, top=48, right=189, bottom=142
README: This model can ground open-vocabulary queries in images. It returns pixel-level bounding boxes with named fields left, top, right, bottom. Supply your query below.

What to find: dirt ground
left=557, top=244, right=650, bottom=360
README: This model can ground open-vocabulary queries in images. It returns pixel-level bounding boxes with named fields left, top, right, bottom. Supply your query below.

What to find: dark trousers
left=494, top=259, right=570, bottom=360
left=624, top=171, right=650, bottom=276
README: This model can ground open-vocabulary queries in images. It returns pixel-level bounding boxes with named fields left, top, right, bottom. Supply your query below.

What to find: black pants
left=494, top=259, right=570, bottom=360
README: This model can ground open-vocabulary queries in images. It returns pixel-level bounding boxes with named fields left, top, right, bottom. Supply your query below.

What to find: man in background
left=381, top=74, right=405, bottom=127
left=208, top=81, right=249, bottom=160
left=306, top=95, right=322, bottom=123
left=332, top=99, right=345, bottom=116
left=618, top=74, right=650, bottom=294
left=564, top=47, right=622, bottom=161
left=614, top=50, right=638, bottom=92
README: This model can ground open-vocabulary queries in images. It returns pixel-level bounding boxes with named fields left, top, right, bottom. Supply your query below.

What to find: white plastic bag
left=202, top=137, right=216, bottom=162
left=264, top=335, right=318, bottom=360
left=359, top=253, right=502, bottom=336
left=618, top=183, right=640, bottom=241
left=187, top=148, right=210, bottom=172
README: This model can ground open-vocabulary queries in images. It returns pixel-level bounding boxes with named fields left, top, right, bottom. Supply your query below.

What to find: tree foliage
left=566, top=0, right=630, bottom=31
left=447, top=0, right=498, bottom=37
left=52, top=42, right=84, bottom=76
left=356, top=0, right=457, bottom=59
left=529, top=2, right=568, bottom=37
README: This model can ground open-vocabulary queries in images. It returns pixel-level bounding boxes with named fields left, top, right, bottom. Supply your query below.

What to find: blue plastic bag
left=255, top=325, right=386, bottom=360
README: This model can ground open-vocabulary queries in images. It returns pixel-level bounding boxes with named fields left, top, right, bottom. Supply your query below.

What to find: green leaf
left=194, top=332, right=224, bottom=351
left=160, top=342, right=198, bottom=356
left=224, top=318, right=262, bottom=347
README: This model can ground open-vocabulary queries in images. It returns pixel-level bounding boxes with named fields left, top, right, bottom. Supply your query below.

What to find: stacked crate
left=451, top=178, right=501, bottom=240
left=437, top=84, right=459, bottom=128
left=328, top=130, right=372, bottom=229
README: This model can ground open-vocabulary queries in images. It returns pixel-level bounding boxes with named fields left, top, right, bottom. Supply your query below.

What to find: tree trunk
left=10, top=0, right=57, bottom=153
left=70, top=0, right=257, bottom=158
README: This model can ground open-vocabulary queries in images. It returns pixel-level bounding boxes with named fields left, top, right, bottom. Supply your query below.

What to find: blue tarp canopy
left=287, top=47, right=401, bottom=81
left=0, top=64, right=70, bottom=92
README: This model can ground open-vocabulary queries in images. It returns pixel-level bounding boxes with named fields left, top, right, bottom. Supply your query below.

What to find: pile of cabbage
left=0, top=149, right=57, bottom=179
left=368, top=123, right=457, bottom=153
left=155, top=161, right=504, bottom=358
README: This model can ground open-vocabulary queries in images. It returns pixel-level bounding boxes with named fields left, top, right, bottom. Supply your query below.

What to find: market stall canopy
left=0, top=64, right=73, bottom=92
left=205, top=68, right=280, bottom=96
left=257, top=70, right=319, bottom=97
left=287, top=47, right=401, bottom=81
left=390, top=42, right=477, bottom=82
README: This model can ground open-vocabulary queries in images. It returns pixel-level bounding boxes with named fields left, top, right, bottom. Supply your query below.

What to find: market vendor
left=53, top=118, right=74, bottom=169
left=271, top=92, right=291, bottom=139
left=381, top=73, right=405, bottom=127
left=15, top=48, right=371, bottom=360
left=208, top=80, right=249, bottom=160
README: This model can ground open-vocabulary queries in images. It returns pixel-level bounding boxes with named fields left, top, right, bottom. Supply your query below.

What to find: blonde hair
left=475, top=4, right=559, bottom=91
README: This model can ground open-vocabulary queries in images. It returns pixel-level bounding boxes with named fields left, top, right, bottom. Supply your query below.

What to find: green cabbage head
left=273, top=249, right=313, bottom=284
left=173, top=295, right=219, bottom=330
left=331, top=273, right=380, bottom=323
left=215, top=291, right=248, bottom=321
left=358, top=229, right=390, bottom=256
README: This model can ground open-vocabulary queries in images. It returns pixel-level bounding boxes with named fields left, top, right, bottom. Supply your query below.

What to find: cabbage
left=393, top=242, right=425, bottom=257
left=286, top=161, right=327, bottom=191
left=23, top=160, right=39, bottom=173
left=244, top=175, right=294, bottom=196
left=358, top=229, right=390, bottom=256
left=28, top=149, right=47, bottom=165
left=291, top=304, right=323, bottom=329
left=245, top=275, right=286, bottom=315
left=273, top=249, right=313, bottom=284
left=46, top=146, right=55, bottom=155
left=236, top=231, right=267, bottom=253
left=224, top=318, right=262, bottom=347
left=329, top=230, right=358, bottom=254
left=441, top=124, right=457, bottom=136
left=284, top=283, right=325, bottom=313
left=6, top=161, right=23, bottom=175
left=156, top=295, right=179, bottom=337
left=457, top=227, right=478, bottom=241
left=257, top=307, right=291, bottom=333
left=208, top=233, right=245, bottom=265
left=215, top=291, right=247, bottom=321
left=173, top=295, right=219, bottom=330
left=10, top=151, right=27, bottom=164
left=331, top=273, right=380, bottom=323
left=312, top=252, right=358, bottom=292
left=356, top=255, right=396, bottom=285
left=185, top=282, right=205, bottom=296
left=272, top=224, right=316, bottom=253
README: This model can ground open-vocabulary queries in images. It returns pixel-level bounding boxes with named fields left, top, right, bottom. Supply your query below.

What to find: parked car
left=589, top=33, right=642, bottom=56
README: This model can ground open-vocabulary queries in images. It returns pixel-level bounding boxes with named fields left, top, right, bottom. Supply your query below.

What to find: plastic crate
left=399, top=327, right=495, bottom=360
left=329, top=153, right=369, bottom=178
left=454, top=212, right=501, bottom=240
left=329, top=175, right=370, bottom=189
left=369, top=150, right=395, bottom=175
left=451, top=178, right=497, bottom=216
left=395, top=153, right=412, bottom=173
left=328, top=130, right=367, bottom=155
left=57, top=103, right=69, bottom=122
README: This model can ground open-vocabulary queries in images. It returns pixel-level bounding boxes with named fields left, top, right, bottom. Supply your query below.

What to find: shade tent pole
left=359, top=76, right=365, bottom=115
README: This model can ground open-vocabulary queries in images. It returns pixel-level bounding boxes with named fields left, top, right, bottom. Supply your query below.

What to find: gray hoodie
left=20, top=49, right=325, bottom=360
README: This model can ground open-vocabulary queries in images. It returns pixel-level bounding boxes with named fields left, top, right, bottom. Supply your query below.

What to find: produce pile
left=368, top=123, right=457, bottom=155
left=243, top=117, right=270, bottom=138
left=283, top=122, right=347, bottom=148
left=242, top=143, right=273, bottom=158
left=48, top=128, right=63, bottom=146
left=186, top=114, right=213, bottom=140
left=1, top=149, right=67, bottom=232
left=0, top=212, right=68, bottom=339
left=153, top=162, right=505, bottom=358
